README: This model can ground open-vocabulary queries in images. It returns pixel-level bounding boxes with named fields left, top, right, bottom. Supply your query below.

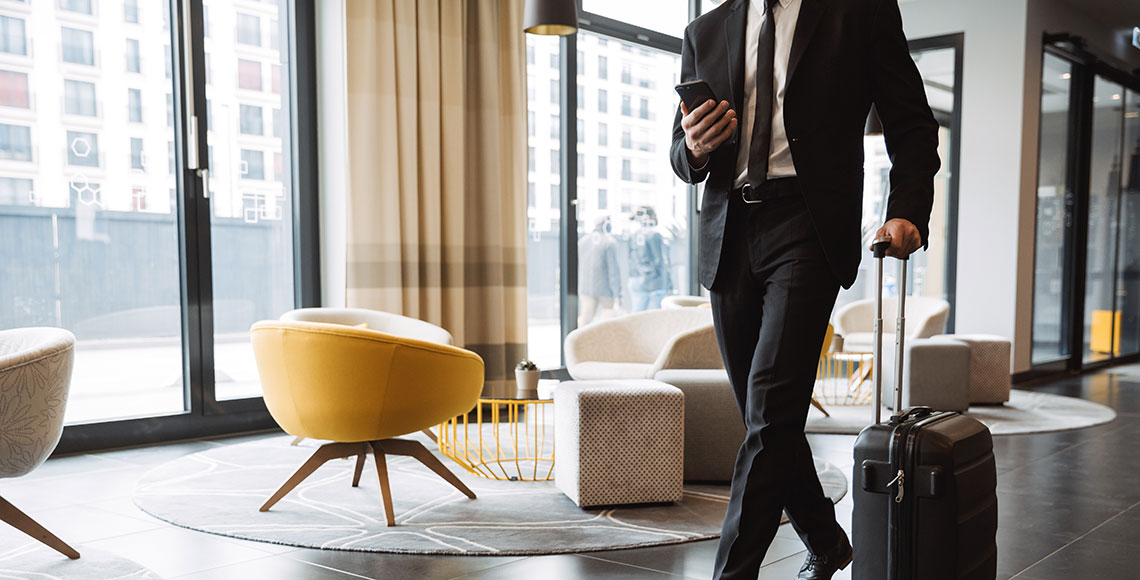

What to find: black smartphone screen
left=674, top=80, right=718, bottom=111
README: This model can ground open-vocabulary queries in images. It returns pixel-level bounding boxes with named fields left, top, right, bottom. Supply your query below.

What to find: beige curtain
left=345, top=0, right=528, bottom=396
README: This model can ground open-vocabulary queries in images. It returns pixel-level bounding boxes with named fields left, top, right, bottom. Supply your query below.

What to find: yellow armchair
left=250, top=320, right=485, bottom=526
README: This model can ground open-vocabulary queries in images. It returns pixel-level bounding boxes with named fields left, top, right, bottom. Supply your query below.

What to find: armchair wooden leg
left=290, top=436, right=305, bottom=446
left=810, top=397, right=831, bottom=418
left=260, top=442, right=360, bottom=512
left=379, top=438, right=477, bottom=500
left=0, top=495, right=79, bottom=560
left=368, top=442, right=397, bottom=527
left=351, top=443, right=368, bottom=488
left=420, top=428, right=438, bottom=443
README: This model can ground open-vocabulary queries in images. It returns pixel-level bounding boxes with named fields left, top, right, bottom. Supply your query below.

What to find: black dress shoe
left=796, top=529, right=853, bottom=580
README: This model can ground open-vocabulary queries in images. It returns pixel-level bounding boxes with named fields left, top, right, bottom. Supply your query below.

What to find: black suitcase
left=852, top=237, right=998, bottom=580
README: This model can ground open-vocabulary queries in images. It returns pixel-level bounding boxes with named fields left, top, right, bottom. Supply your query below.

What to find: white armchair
left=1, top=327, right=80, bottom=559
left=833, top=296, right=950, bottom=353
left=564, top=308, right=722, bottom=380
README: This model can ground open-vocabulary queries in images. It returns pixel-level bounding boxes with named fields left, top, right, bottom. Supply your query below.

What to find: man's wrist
left=687, top=147, right=709, bottom=171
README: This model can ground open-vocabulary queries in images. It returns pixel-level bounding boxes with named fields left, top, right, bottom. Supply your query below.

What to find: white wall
left=317, top=0, right=348, bottom=308
left=899, top=0, right=1033, bottom=370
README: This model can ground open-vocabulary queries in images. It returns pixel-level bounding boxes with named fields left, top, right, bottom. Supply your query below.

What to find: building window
left=598, top=188, right=607, bottom=210
left=621, top=128, right=632, bottom=149
left=239, top=104, right=263, bottom=135
left=550, top=52, right=558, bottom=69
left=273, top=108, right=282, bottom=138
left=621, top=62, right=632, bottom=84
left=66, top=130, right=99, bottom=167
left=238, top=59, right=261, bottom=91
left=0, top=70, right=29, bottom=108
left=61, top=28, right=95, bottom=66
left=598, top=55, right=607, bottom=79
left=528, top=146, right=535, bottom=172
left=236, top=14, right=261, bottom=46
left=167, top=140, right=174, bottom=174
left=598, top=122, right=607, bottom=146
left=269, top=19, right=280, bottom=51
left=527, top=181, right=535, bottom=206
left=527, top=45, right=534, bottom=65
left=0, top=124, right=32, bottom=161
left=166, top=93, right=173, bottom=127
left=64, top=79, right=97, bottom=116
left=577, top=83, right=584, bottom=110
left=621, top=158, right=632, bottom=181
left=124, top=0, right=139, bottom=23
left=271, top=64, right=281, bottom=94
left=0, top=177, right=33, bottom=205
left=550, top=114, right=559, bottom=139
left=528, top=111, right=535, bottom=137
left=597, top=89, right=607, bottom=113
left=550, top=79, right=559, bottom=105
left=549, top=184, right=558, bottom=208
left=274, top=152, right=283, bottom=182
left=164, top=44, right=171, bottom=78
left=577, top=118, right=584, bottom=143
left=125, top=39, right=141, bottom=73
left=60, top=0, right=93, bottom=15
left=128, top=88, right=143, bottom=122
left=577, top=50, right=584, bottom=75
left=621, top=94, right=632, bottom=116
left=550, top=148, right=560, bottom=177
left=203, top=5, right=210, bottom=37
left=0, top=16, right=27, bottom=56
left=241, top=149, right=265, bottom=180
left=130, top=137, right=144, bottom=170
left=577, top=152, right=585, bottom=177
left=639, top=97, right=650, bottom=120
left=598, top=156, right=607, bottom=179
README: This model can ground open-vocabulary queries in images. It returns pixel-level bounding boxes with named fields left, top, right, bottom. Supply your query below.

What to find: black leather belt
left=736, top=177, right=800, bottom=204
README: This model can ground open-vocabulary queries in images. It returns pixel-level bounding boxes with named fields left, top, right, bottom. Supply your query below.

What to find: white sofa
left=833, top=296, right=950, bottom=353
left=564, top=308, right=722, bottom=380
left=661, top=295, right=711, bottom=309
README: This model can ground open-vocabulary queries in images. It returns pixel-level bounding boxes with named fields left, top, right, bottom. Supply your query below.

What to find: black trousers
left=710, top=181, right=842, bottom=580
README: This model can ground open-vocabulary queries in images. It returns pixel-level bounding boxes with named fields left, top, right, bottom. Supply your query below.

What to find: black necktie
left=748, top=0, right=778, bottom=189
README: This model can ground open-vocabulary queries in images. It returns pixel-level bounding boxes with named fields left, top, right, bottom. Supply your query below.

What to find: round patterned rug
left=805, top=389, right=1116, bottom=435
left=0, top=543, right=160, bottom=580
left=133, top=435, right=847, bottom=555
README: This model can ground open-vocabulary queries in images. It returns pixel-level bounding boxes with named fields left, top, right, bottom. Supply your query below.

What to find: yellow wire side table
left=437, top=395, right=556, bottom=482
left=814, top=352, right=875, bottom=406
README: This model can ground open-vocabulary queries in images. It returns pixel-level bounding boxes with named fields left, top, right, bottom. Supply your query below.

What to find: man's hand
left=871, top=218, right=921, bottom=258
left=681, top=99, right=737, bottom=166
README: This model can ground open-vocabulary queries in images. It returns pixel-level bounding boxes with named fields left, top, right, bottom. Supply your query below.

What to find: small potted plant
left=515, top=359, right=540, bottom=398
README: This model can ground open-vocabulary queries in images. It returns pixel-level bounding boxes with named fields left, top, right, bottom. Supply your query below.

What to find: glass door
left=1117, top=89, right=1140, bottom=356
left=0, top=0, right=317, bottom=452
left=1031, top=51, right=1079, bottom=366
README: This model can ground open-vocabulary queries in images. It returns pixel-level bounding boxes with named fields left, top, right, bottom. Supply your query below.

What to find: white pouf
left=554, top=380, right=684, bottom=508
left=884, top=337, right=971, bottom=412
left=935, top=334, right=1011, bottom=404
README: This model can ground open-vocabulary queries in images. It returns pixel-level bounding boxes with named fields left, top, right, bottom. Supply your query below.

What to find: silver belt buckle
left=741, top=184, right=764, bottom=204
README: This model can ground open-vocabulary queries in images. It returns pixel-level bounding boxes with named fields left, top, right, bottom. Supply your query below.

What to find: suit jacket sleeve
left=871, top=0, right=941, bottom=248
left=670, top=28, right=710, bottom=185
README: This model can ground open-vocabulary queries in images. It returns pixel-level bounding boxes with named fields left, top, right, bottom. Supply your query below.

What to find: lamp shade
left=524, top=0, right=578, bottom=36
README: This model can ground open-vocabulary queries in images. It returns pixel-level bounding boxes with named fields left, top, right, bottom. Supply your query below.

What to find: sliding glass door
left=1031, top=42, right=1140, bottom=373
left=0, top=0, right=318, bottom=451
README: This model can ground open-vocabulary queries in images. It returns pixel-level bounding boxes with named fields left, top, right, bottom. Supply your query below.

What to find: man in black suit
left=669, top=0, right=939, bottom=578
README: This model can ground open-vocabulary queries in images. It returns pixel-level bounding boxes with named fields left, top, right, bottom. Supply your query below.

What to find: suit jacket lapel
left=723, top=0, right=747, bottom=116
left=787, top=0, right=824, bottom=86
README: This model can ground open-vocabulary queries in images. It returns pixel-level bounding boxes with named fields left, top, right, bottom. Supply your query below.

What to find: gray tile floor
left=3, top=365, right=1138, bottom=579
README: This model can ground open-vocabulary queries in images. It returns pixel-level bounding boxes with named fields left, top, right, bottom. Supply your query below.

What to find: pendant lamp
left=524, top=0, right=578, bottom=36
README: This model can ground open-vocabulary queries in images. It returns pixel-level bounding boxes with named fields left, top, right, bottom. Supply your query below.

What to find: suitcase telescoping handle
left=871, top=235, right=908, bottom=426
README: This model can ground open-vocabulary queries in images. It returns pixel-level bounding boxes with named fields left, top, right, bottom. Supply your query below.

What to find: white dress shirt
left=733, top=0, right=800, bottom=188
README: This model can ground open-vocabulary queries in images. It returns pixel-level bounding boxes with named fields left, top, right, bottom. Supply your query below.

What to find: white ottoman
left=554, top=380, right=684, bottom=508
left=884, top=337, right=971, bottom=412
left=935, top=334, right=1011, bottom=404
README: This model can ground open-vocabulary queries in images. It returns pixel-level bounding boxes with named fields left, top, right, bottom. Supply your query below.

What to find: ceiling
left=1054, top=0, right=1140, bottom=31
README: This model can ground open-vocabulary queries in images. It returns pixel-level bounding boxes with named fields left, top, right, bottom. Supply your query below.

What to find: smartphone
left=674, top=79, right=719, bottom=112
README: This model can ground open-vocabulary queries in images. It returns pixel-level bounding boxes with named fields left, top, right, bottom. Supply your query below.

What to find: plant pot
left=515, top=369, right=541, bottom=398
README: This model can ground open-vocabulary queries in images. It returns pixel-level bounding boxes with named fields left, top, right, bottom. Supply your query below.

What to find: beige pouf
left=935, top=334, right=1012, bottom=404
left=554, top=380, right=684, bottom=508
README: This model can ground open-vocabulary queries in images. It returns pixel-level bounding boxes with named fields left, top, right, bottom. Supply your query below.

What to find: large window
left=0, top=0, right=318, bottom=450
left=525, top=6, right=693, bottom=369
left=831, top=40, right=962, bottom=326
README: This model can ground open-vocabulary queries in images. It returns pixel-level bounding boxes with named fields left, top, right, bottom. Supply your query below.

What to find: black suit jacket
left=670, top=0, right=940, bottom=290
